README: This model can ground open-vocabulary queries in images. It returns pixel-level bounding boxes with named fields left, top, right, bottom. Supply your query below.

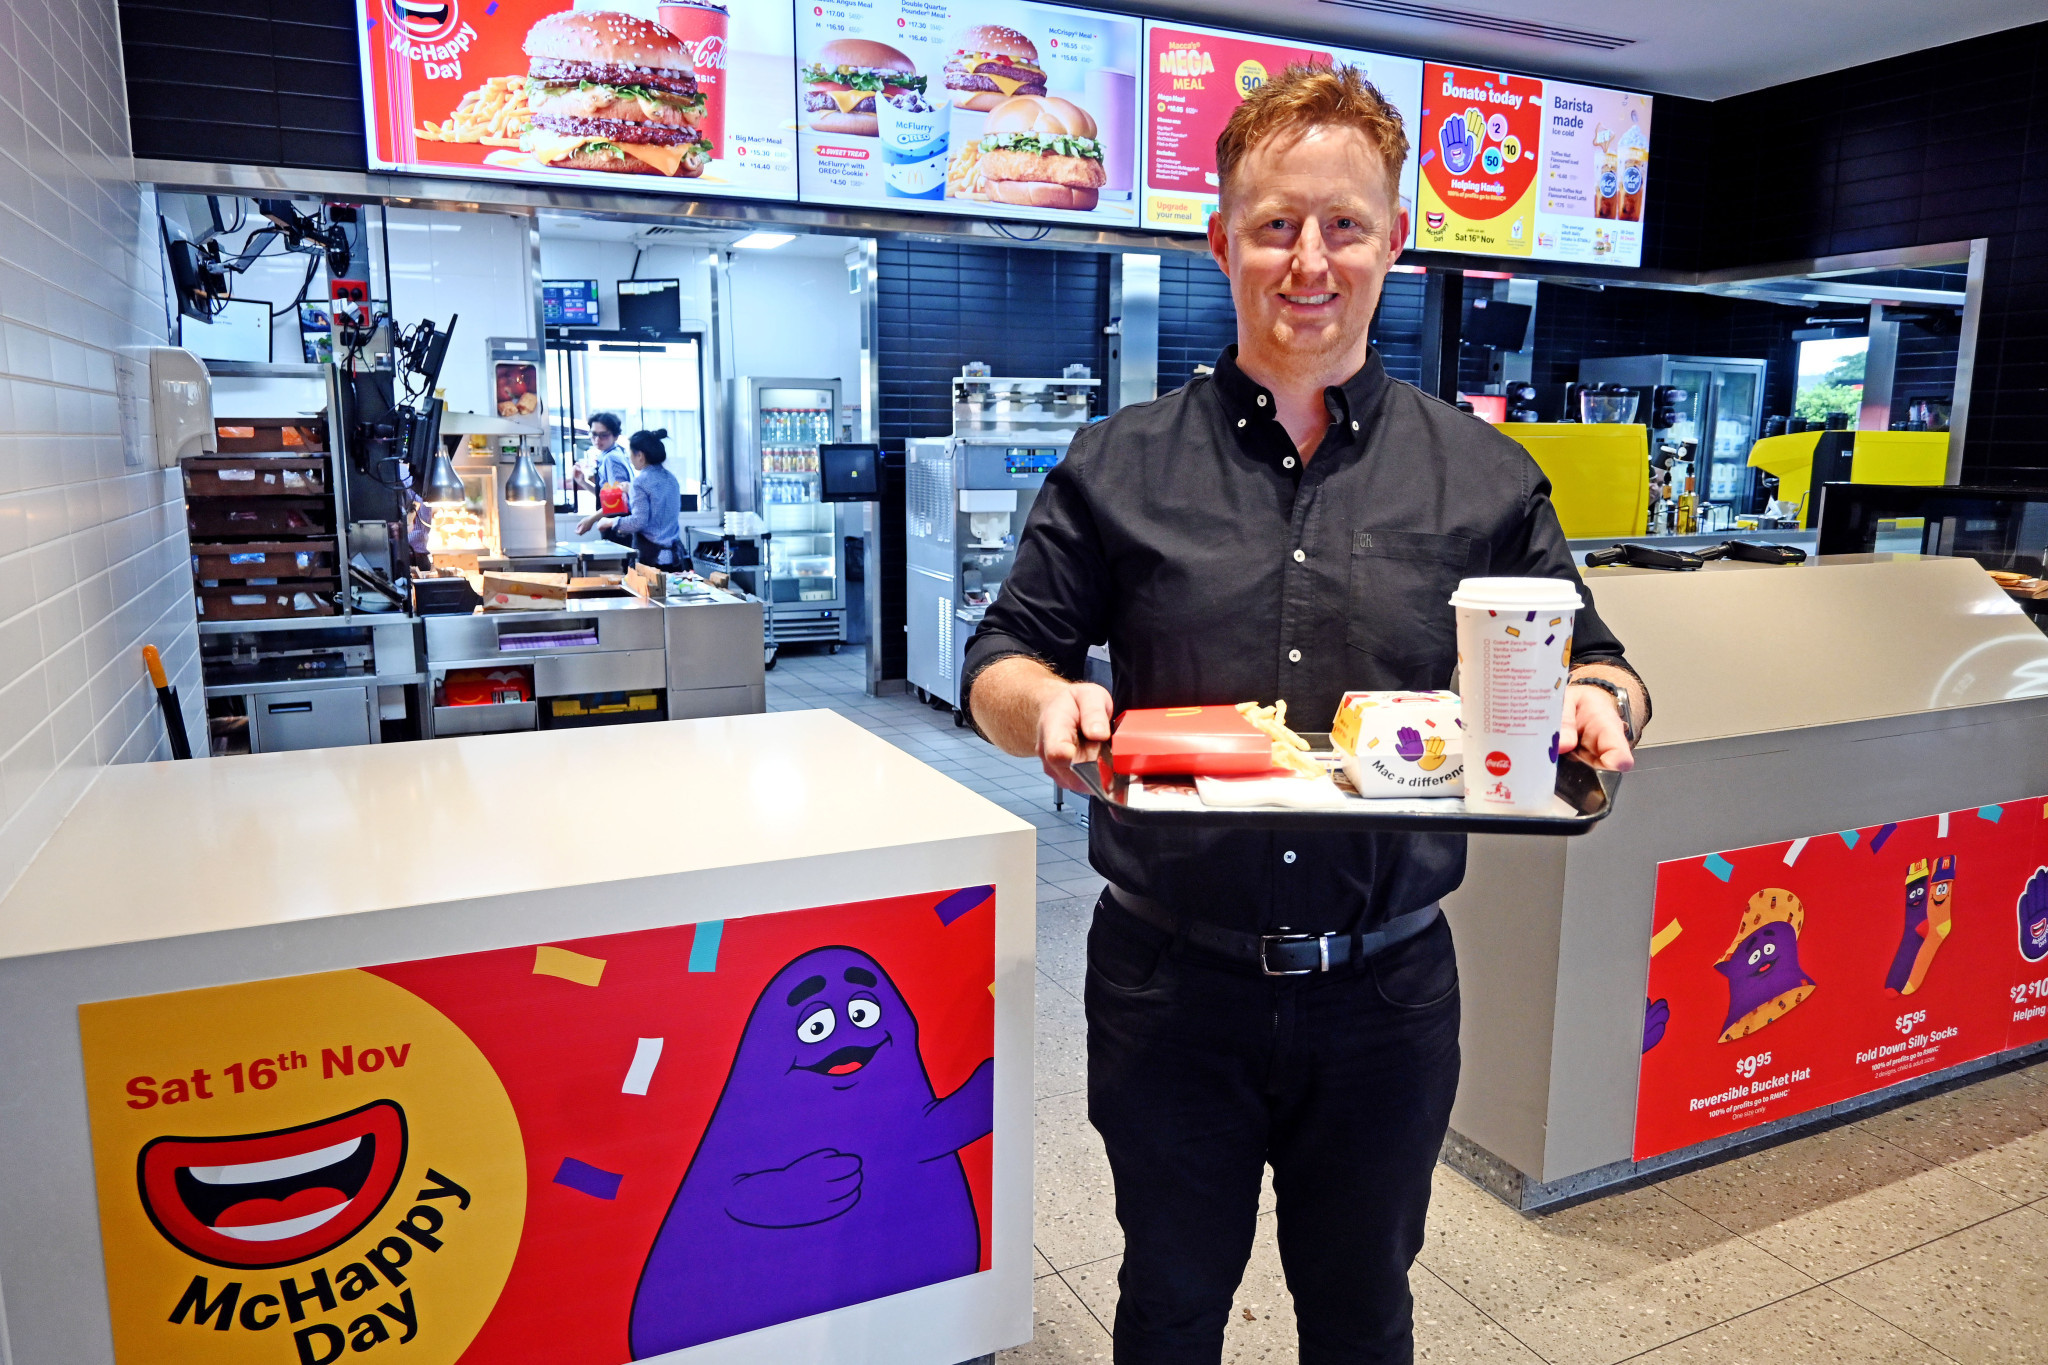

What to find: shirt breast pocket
left=1346, top=530, right=1477, bottom=675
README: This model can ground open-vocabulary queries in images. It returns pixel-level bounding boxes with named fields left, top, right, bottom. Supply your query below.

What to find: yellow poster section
left=80, top=971, right=525, bottom=1365
left=1418, top=176, right=1537, bottom=257
left=1501, top=423, right=1648, bottom=537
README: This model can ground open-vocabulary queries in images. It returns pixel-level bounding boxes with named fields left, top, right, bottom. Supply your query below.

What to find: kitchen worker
left=964, top=64, right=1648, bottom=1365
left=572, top=411, right=635, bottom=514
left=580, top=428, right=685, bottom=567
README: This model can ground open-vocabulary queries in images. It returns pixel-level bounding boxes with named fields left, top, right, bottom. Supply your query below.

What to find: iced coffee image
left=1593, top=124, right=1620, bottom=220
left=1619, top=117, right=1649, bottom=221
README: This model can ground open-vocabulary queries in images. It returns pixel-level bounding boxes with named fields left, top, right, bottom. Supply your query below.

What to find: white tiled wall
left=0, top=0, right=200, bottom=896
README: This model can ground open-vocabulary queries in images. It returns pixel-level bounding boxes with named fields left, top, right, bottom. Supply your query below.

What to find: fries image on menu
left=416, top=75, right=534, bottom=145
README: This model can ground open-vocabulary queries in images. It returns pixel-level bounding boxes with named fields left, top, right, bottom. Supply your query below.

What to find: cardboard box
left=1109, top=705, right=1274, bottom=777
left=476, top=572, right=568, bottom=612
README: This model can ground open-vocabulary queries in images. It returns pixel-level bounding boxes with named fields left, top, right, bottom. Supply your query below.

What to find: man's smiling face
left=1209, top=124, right=1406, bottom=374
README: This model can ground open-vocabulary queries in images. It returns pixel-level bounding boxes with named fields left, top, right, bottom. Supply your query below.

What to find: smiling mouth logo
left=137, top=1100, right=408, bottom=1269
left=389, top=0, right=454, bottom=39
left=793, top=1037, right=888, bottom=1077
left=1425, top=212, right=1445, bottom=232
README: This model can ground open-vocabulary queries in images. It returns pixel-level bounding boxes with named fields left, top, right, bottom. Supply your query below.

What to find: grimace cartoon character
left=629, top=946, right=995, bottom=1357
left=2018, top=867, right=2048, bottom=963
left=1714, top=889, right=1817, bottom=1043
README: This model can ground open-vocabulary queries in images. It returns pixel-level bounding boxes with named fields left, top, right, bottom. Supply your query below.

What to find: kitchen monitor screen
left=617, top=279, right=681, bottom=336
left=1139, top=21, right=1421, bottom=245
left=543, top=279, right=600, bottom=327
left=820, top=443, right=881, bottom=502
left=794, top=1, right=1142, bottom=230
left=357, top=0, right=798, bottom=200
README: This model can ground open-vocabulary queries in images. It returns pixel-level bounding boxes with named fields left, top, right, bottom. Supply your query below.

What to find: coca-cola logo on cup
left=687, top=34, right=726, bottom=71
left=1484, top=751, right=1511, bottom=777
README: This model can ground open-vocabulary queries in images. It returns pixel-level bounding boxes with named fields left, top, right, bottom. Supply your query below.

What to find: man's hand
left=970, top=656, right=1113, bottom=793
left=1036, top=680, right=1115, bottom=793
left=577, top=513, right=601, bottom=535
left=1558, top=666, right=1641, bottom=772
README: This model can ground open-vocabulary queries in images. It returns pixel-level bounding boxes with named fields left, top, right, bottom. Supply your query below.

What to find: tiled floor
left=767, top=647, right=2048, bottom=1365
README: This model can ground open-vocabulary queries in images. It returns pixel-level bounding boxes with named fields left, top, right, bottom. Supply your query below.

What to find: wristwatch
left=1569, top=676, right=1637, bottom=744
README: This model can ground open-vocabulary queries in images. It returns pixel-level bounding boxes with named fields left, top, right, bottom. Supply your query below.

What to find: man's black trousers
left=1084, top=893, right=1462, bottom=1365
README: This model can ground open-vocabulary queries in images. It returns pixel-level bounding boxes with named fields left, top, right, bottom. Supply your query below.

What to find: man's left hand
left=1560, top=677, right=1635, bottom=772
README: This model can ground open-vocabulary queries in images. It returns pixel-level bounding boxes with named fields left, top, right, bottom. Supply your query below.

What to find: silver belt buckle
left=1259, top=932, right=1323, bottom=977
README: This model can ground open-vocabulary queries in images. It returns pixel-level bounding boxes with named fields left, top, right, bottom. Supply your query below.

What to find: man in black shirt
left=965, top=65, right=1646, bottom=1365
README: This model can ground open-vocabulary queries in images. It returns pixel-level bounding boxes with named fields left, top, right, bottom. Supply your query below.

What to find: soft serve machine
left=906, top=364, right=1098, bottom=716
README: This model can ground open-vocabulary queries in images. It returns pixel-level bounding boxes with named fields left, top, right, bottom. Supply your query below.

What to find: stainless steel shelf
left=203, top=361, right=329, bottom=378
left=198, top=615, right=379, bottom=635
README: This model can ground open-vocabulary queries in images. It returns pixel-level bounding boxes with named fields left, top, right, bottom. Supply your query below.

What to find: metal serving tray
left=1073, top=734, right=1620, bottom=835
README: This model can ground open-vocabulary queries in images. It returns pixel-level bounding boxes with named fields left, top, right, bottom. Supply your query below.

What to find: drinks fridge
left=1578, top=354, right=1768, bottom=516
left=728, top=377, right=845, bottom=645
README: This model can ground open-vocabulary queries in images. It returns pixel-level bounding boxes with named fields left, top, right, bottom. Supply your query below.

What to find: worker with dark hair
left=581, top=429, right=684, bottom=567
left=572, top=412, right=634, bottom=512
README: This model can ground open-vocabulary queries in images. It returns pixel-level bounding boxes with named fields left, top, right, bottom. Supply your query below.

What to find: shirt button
left=1283, top=850, right=1297, bottom=864
left=1257, top=395, right=1268, bottom=407
left=1282, top=456, right=1296, bottom=469
left=1292, top=548, right=1305, bottom=563
left=1288, top=648, right=1302, bottom=663
left=1236, top=418, right=1246, bottom=428
left=1351, top=420, right=1360, bottom=431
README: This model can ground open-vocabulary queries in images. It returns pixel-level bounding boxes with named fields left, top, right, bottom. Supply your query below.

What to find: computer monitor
left=820, top=443, right=880, bottom=503
left=543, top=279, right=600, bottom=327
left=1464, top=298, right=1533, bottom=351
left=618, top=279, right=681, bottom=335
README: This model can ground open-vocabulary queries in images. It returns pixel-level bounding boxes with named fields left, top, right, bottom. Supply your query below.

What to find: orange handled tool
left=142, top=645, right=193, bottom=760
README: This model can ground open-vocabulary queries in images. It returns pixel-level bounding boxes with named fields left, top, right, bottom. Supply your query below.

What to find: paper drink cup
left=1451, top=577, right=1584, bottom=813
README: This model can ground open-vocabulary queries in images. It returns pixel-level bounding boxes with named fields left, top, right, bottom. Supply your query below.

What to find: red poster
left=1141, top=25, right=1332, bottom=229
left=1635, top=800, right=2048, bottom=1161
left=1415, top=64, right=1544, bottom=256
left=79, top=887, right=996, bottom=1363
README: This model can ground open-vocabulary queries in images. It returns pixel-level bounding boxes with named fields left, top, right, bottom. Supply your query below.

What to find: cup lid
left=1449, top=576, right=1584, bottom=611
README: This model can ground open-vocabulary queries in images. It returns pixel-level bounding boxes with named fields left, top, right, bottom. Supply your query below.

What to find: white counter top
left=0, top=710, right=1030, bottom=962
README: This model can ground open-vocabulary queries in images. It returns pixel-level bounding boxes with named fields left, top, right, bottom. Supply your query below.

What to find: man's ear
left=1207, top=209, right=1230, bottom=278
left=1389, top=197, right=1410, bottom=265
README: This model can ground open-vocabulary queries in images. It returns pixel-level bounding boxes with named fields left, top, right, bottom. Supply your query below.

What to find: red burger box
left=1110, top=705, right=1275, bottom=777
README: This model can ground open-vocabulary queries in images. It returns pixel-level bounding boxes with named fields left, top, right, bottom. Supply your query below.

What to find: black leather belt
left=1107, top=885, right=1441, bottom=977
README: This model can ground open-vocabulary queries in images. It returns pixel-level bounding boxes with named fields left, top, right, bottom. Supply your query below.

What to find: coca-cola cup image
left=659, top=0, right=728, bottom=158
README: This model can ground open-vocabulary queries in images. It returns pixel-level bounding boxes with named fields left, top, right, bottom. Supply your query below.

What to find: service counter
left=0, top=713, right=1033, bottom=1364
left=1444, top=555, right=2048, bottom=1208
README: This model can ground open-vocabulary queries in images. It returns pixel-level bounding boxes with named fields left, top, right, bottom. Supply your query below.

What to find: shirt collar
left=1211, top=345, right=1388, bottom=444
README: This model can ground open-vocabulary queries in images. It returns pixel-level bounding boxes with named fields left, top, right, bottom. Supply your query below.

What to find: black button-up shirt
left=962, top=345, right=1638, bottom=935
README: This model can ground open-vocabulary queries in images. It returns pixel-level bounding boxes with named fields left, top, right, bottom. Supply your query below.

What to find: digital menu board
left=1415, top=64, right=1652, bottom=266
left=794, top=0, right=1142, bottom=227
left=360, top=0, right=799, bottom=199
left=1140, top=21, right=1422, bottom=242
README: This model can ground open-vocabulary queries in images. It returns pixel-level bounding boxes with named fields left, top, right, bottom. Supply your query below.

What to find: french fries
left=417, top=75, right=533, bottom=146
left=946, top=143, right=988, bottom=199
left=1237, top=700, right=1324, bottom=778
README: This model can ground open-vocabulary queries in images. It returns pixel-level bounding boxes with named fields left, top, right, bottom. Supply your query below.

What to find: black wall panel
left=1707, top=21, right=2048, bottom=482
left=122, top=0, right=367, bottom=171
left=1157, top=251, right=1234, bottom=396
left=871, top=240, right=1109, bottom=679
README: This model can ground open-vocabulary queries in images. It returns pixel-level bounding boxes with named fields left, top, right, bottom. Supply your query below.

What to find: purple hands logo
left=1394, top=725, right=1448, bottom=772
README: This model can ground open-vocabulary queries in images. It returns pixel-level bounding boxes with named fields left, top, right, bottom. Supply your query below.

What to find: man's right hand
left=1037, top=680, right=1115, bottom=793
left=969, top=656, right=1114, bottom=793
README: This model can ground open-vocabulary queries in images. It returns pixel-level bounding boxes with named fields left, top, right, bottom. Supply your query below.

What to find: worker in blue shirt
left=581, top=428, right=684, bottom=567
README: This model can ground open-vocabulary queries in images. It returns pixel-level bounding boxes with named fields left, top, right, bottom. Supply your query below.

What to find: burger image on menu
left=978, top=95, right=1104, bottom=211
left=803, top=39, right=925, bottom=136
left=519, top=11, right=712, bottom=176
left=943, top=25, right=1047, bottom=111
